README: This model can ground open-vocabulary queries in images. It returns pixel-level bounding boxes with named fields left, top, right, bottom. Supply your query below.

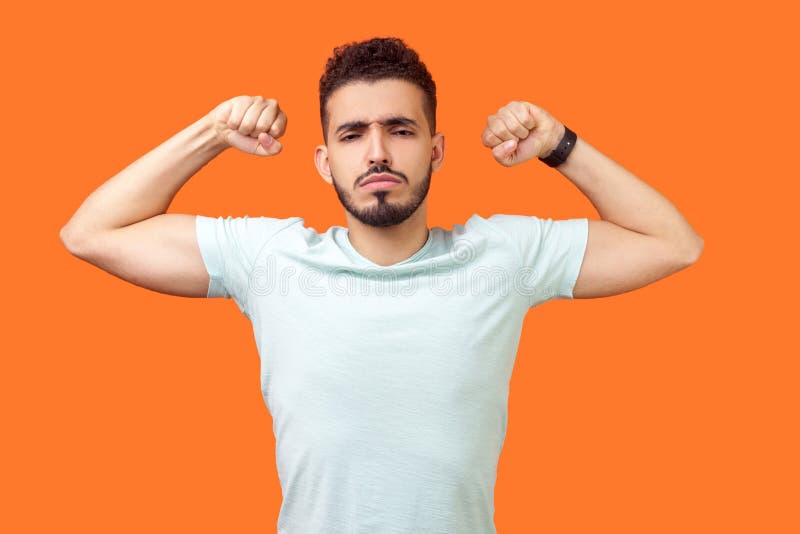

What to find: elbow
left=680, top=235, right=704, bottom=266
left=60, top=224, right=92, bottom=258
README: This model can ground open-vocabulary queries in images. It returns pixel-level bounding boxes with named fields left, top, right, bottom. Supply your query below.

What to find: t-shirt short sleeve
left=195, top=215, right=301, bottom=316
left=487, top=214, right=589, bottom=307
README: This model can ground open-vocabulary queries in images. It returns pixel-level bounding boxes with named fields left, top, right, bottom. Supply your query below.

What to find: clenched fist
left=481, top=101, right=565, bottom=167
left=207, top=96, right=288, bottom=156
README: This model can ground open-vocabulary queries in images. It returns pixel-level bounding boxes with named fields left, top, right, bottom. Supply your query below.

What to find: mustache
left=357, top=165, right=407, bottom=187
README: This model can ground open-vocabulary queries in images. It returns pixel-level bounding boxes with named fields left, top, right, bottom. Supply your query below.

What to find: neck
left=345, top=205, right=430, bottom=266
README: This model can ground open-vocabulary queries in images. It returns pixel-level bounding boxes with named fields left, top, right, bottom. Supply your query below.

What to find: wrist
left=193, top=115, right=231, bottom=155
left=538, top=124, right=577, bottom=168
left=541, top=123, right=566, bottom=158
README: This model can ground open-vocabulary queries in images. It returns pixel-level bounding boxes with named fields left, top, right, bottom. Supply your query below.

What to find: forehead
left=327, top=79, right=427, bottom=133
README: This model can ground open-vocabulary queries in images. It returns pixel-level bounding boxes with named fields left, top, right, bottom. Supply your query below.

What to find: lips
left=360, top=173, right=403, bottom=187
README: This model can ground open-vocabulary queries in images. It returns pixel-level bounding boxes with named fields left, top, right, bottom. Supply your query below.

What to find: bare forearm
left=62, top=115, right=227, bottom=236
left=557, top=137, right=703, bottom=253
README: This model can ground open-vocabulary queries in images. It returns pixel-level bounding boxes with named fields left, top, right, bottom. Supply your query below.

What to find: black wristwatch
left=538, top=125, right=577, bottom=167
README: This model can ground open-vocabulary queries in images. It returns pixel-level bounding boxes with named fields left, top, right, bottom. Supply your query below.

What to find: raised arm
left=59, top=96, right=287, bottom=297
left=552, top=135, right=703, bottom=298
left=481, top=100, right=703, bottom=299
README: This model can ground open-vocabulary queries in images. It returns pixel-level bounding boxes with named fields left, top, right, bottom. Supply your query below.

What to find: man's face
left=315, top=79, right=445, bottom=227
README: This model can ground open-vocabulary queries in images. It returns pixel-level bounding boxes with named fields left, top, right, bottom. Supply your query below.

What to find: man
left=61, top=37, right=703, bottom=533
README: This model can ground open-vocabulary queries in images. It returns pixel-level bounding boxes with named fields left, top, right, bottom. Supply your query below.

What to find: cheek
left=408, top=147, right=432, bottom=172
left=327, top=154, right=351, bottom=175
left=390, top=141, right=424, bottom=161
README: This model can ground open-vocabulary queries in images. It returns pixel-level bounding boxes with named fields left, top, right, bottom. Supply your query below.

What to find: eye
left=394, top=130, right=413, bottom=136
left=341, top=134, right=360, bottom=142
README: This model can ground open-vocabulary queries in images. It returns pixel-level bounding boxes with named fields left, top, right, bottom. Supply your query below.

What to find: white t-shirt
left=195, top=213, right=589, bottom=533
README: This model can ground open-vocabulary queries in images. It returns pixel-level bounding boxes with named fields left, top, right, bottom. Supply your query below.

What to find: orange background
left=3, top=0, right=798, bottom=532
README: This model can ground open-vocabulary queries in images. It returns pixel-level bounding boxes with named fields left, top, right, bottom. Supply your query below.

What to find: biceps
left=572, top=220, right=691, bottom=299
left=70, top=214, right=211, bottom=298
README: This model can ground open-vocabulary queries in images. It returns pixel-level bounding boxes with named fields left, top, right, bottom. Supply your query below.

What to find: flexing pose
left=61, top=37, right=703, bottom=533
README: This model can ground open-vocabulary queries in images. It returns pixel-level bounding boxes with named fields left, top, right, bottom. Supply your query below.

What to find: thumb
left=492, top=139, right=517, bottom=162
left=255, top=132, right=282, bottom=156
left=226, top=130, right=282, bottom=156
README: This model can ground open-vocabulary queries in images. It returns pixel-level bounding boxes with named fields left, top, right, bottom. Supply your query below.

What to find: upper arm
left=63, top=214, right=303, bottom=315
left=63, top=214, right=211, bottom=298
left=572, top=220, right=698, bottom=299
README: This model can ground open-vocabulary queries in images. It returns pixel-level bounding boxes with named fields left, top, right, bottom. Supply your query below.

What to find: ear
left=314, top=144, right=333, bottom=185
left=431, top=132, right=445, bottom=172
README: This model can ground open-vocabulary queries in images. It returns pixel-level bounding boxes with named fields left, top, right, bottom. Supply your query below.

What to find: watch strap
left=539, top=125, right=577, bottom=167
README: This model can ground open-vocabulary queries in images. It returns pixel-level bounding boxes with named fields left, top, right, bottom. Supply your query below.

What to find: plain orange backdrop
left=3, top=0, right=798, bottom=532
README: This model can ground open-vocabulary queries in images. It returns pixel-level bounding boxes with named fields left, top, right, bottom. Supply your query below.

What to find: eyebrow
left=334, top=115, right=420, bottom=136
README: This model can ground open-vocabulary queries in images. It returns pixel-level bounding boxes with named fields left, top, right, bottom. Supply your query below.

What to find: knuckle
left=256, top=116, right=270, bottom=130
left=522, top=107, right=534, bottom=124
left=258, top=107, right=276, bottom=122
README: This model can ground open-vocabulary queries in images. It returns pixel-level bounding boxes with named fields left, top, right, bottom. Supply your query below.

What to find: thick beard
left=330, top=163, right=432, bottom=228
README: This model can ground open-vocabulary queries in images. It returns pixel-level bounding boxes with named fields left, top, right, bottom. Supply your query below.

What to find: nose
left=365, top=126, right=391, bottom=166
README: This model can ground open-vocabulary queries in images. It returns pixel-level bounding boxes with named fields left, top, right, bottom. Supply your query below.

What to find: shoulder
left=462, top=212, right=538, bottom=247
left=471, top=213, right=587, bottom=243
left=195, top=214, right=306, bottom=259
left=196, top=214, right=304, bottom=239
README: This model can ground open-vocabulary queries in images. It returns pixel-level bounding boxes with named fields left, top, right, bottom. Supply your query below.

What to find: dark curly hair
left=319, top=37, right=437, bottom=144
